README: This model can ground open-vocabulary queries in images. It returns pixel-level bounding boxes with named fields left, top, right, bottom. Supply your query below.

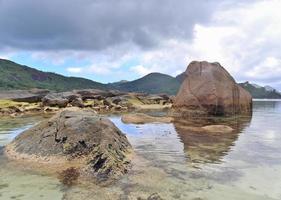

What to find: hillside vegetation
left=0, top=59, right=107, bottom=91
left=111, top=72, right=181, bottom=95
left=1, top=59, right=280, bottom=98
left=239, top=82, right=281, bottom=99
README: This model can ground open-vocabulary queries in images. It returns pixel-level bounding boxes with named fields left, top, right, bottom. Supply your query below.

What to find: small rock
left=201, top=125, right=234, bottom=133
left=147, top=193, right=163, bottom=200
left=121, top=113, right=172, bottom=124
left=70, top=98, right=84, bottom=108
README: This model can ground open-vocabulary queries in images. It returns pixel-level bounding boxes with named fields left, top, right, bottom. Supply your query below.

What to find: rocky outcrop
left=42, top=92, right=83, bottom=108
left=0, top=89, right=49, bottom=103
left=121, top=113, right=173, bottom=124
left=5, top=108, right=132, bottom=182
left=172, top=61, right=252, bottom=117
left=74, top=89, right=125, bottom=100
left=42, top=93, right=69, bottom=107
left=0, top=89, right=173, bottom=115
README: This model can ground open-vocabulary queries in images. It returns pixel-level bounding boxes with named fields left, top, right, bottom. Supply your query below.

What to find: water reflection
left=253, top=100, right=281, bottom=112
left=173, top=115, right=252, bottom=166
left=0, top=114, right=51, bottom=146
left=1, top=101, right=281, bottom=199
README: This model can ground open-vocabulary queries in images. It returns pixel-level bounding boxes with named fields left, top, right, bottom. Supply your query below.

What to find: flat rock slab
left=202, top=125, right=234, bottom=133
left=121, top=113, right=173, bottom=124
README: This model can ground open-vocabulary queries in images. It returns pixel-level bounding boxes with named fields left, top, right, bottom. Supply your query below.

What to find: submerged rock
left=172, top=61, right=252, bottom=117
left=201, top=125, right=234, bottom=133
left=5, top=107, right=132, bottom=182
left=173, top=116, right=252, bottom=165
left=121, top=113, right=172, bottom=124
left=170, top=123, right=233, bottom=134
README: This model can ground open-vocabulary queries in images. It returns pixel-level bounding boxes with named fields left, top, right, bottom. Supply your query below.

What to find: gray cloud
left=0, top=0, right=220, bottom=51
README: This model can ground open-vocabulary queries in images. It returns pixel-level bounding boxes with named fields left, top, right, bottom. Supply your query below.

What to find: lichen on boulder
left=5, top=107, right=132, bottom=183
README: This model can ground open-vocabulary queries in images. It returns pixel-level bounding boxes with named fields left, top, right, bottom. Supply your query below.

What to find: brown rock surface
left=202, top=125, right=234, bottom=133
left=5, top=107, right=132, bottom=182
left=121, top=113, right=172, bottom=124
left=172, top=61, right=252, bottom=116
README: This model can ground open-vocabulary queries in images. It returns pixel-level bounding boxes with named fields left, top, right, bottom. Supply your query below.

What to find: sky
left=0, top=0, right=281, bottom=89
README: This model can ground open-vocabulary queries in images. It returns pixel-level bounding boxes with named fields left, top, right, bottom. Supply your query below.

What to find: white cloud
left=0, top=54, right=10, bottom=60
left=88, top=64, right=111, bottom=75
left=181, top=0, right=281, bottom=88
left=67, top=67, right=82, bottom=73
left=2, top=0, right=281, bottom=89
left=0, top=51, right=16, bottom=60
left=130, top=65, right=153, bottom=76
left=67, top=64, right=111, bottom=75
left=246, top=57, right=281, bottom=81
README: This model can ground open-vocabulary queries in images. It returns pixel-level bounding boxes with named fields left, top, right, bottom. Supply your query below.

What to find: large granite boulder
left=172, top=61, right=252, bottom=116
left=5, top=108, right=132, bottom=182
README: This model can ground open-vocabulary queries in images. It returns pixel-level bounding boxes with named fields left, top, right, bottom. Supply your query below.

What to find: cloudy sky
left=0, top=0, right=280, bottom=89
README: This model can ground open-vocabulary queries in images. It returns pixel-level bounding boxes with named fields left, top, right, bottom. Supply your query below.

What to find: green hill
left=239, top=82, right=281, bottom=99
left=1, top=59, right=280, bottom=98
left=111, top=72, right=181, bottom=95
left=0, top=59, right=107, bottom=91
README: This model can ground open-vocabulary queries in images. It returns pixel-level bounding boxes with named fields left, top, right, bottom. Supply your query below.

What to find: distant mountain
left=239, top=82, right=281, bottom=99
left=111, top=72, right=181, bottom=95
left=175, top=72, right=186, bottom=83
left=1, top=59, right=280, bottom=98
left=0, top=59, right=107, bottom=91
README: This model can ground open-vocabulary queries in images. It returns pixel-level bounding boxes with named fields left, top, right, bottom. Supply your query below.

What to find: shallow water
left=0, top=114, right=64, bottom=200
left=0, top=101, right=281, bottom=200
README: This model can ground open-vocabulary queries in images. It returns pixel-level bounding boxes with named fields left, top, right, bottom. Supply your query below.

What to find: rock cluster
left=172, top=61, right=252, bottom=117
left=42, top=90, right=172, bottom=112
left=5, top=108, right=132, bottom=182
left=0, top=88, right=174, bottom=116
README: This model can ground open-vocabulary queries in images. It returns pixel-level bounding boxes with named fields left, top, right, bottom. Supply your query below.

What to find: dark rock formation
left=5, top=108, right=132, bottom=182
left=42, top=92, right=82, bottom=108
left=74, top=89, right=125, bottom=100
left=0, top=89, right=49, bottom=103
left=42, top=93, right=69, bottom=107
left=172, top=61, right=252, bottom=116
left=69, top=97, right=84, bottom=108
